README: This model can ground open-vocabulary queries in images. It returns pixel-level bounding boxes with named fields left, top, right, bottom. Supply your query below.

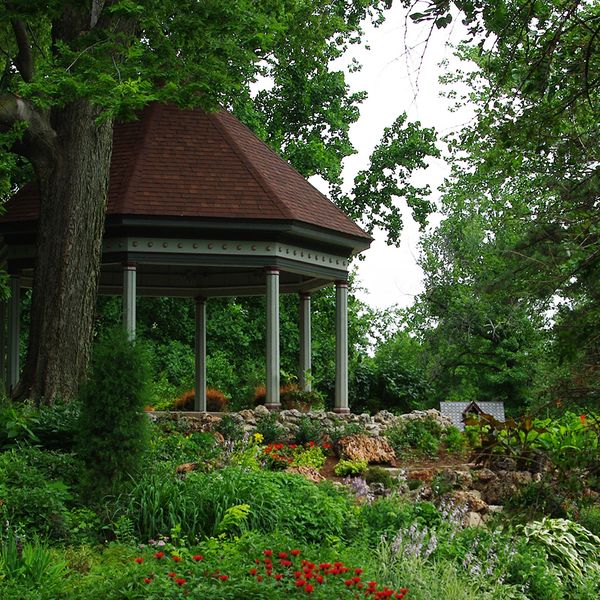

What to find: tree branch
left=0, top=94, right=56, bottom=168
left=11, top=19, right=34, bottom=82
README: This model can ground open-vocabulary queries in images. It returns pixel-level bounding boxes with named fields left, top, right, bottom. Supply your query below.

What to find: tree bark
left=14, top=101, right=114, bottom=403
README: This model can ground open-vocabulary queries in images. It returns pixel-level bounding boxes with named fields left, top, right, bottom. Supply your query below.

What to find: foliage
left=294, top=416, right=326, bottom=445
left=365, top=467, right=394, bottom=490
left=173, top=387, right=229, bottom=412
left=216, top=415, right=245, bottom=442
left=119, top=467, right=355, bottom=545
left=334, top=459, right=368, bottom=477
left=147, top=429, right=221, bottom=471
left=77, top=328, right=151, bottom=497
left=522, top=518, right=600, bottom=583
left=384, top=418, right=443, bottom=458
left=578, top=505, right=600, bottom=538
left=254, top=413, right=285, bottom=444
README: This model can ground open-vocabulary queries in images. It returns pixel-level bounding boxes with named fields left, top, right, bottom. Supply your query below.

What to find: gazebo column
left=265, top=267, right=281, bottom=410
left=194, top=296, right=207, bottom=412
left=334, top=280, right=349, bottom=414
left=7, top=273, right=20, bottom=394
left=0, top=301, right=6, bottom=395
left=123, top=262, right=137, bottom=340
left=298, top=292, right=312, bottom=392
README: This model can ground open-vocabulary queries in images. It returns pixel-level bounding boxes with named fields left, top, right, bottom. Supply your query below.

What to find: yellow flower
left=253, top=432, right=264, bottom=443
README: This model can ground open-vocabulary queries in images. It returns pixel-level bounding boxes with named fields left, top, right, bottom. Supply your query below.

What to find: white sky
left=313, top=4, right=473, bottom=310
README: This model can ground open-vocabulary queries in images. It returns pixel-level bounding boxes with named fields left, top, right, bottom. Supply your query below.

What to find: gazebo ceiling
left=0, top=103, right=372, bottom=296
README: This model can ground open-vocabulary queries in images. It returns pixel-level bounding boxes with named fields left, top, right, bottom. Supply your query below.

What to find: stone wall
left=150, top=406, right=454, bottom=440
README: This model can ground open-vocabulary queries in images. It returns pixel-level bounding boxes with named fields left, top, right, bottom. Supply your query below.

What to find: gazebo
left=0, top=103, right=372, bottom=412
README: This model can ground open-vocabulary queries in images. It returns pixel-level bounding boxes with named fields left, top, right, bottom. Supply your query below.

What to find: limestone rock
left=408, top=468, right=436, bottom=483
left=254, top=405, right=270, bottom=417
left=285, top=466, right=324, bottom=483
left=465, top=511, right=484, bottom=527
left=450, top=490, right=488, bottom=513
left=337, top=434, right=396, bottom=464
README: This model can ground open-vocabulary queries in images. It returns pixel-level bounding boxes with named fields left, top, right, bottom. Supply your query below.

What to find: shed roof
left=1, top=103, right=371, bottom=243
left=439, top=401, right=506, bottom=431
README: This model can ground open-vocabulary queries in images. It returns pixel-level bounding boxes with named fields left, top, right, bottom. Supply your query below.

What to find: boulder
left=465, top=511, right=484, bottom=527
left=449, top=490, right=488, bottom=513
left=337, top=434, right=396, bottom=464
left=285, top=466, right=324, bottom=483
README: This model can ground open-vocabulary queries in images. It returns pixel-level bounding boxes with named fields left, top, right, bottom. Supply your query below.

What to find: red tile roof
left=1, top=103, right=370, bottom=241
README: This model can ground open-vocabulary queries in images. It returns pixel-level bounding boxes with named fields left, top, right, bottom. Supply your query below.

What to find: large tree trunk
left=15, top=101, right=114, bottom=403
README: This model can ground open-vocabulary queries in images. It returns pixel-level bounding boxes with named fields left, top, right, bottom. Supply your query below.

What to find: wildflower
left=295, top=579, right=306, bottom=587
left=154, top=551, right=165, bottom=559
left=275, top=573, right=283, bottom=581
left=144, top=577, right=153, bottom=584
left=355, top=568, right=363, bottom=575
left=253, top=432, right=264, bottom=443
left=172, top=556, right=182, bottom=562
left=192, top=554, right=203, bottom=561
left=175, top=577, right=186, bottom=586
left=304, top=583, right=314, bottom=593
left=134, top=557, right=144, bottom=564
left=264, top=549, right=273, bottom=557
left=291, top=549, right=301, bottom=556
left=168, top=572, right=176, bottom=578
left=278, top=551, right=288, bottom=559
left=344, top=579, right=354, bottom=586
left=316, top=575, right=324, bottom=584
left=279, top=559, right=292, bottom=567
left=580, top=414, right=587, bottom=424
left=219, top=575, right=229, bottom=581
left=257, top=575, right=263, bottom=582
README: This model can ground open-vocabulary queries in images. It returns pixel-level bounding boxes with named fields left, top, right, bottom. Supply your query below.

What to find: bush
left=384, top=418, right=443, bottom=458
left=0, top=447, right=78, bottom=541
left=217, top=415, right=245, bottom=442
left=173, top=387, right=229, bottom=412
left=334, top=459, right=368, bottom=477
left=294, top=416, right=326, bottom=445
left=365, top=467, right=394, bottom=489
left=77, top=327, right=151, bottom=497
left=254, top=413, right=285, bottom=443
left=578, top=505, right=600, bottom=537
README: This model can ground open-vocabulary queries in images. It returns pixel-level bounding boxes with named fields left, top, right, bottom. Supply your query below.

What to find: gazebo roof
left=1, top=103, right=370, bottom=245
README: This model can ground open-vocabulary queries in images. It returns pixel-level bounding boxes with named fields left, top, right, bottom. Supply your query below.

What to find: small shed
left=440, top=401, right=506, bottom=431
left=0, top=103, right=372, bottom=411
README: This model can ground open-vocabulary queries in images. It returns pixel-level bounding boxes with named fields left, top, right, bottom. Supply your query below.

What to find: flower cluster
left=247, top=547, right=409, bottom=598
left=262, top=441, right=331, bottom=470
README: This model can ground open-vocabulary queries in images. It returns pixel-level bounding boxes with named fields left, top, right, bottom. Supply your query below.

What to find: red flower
left=580, top=414, right=587, bottom=424
left=355, top=568, right=363, bottom=575
left=344, top=579, right=354, bottom=586
left=219, top=575, right=229, bottom=581
left=278, top=552, right=288, bottom=559
left=154, top=551, right=165, bottom=559
left=192, top=554, right=203, bottom=561
left=289, top=444, right=297, bottom=449
left=295, top=579, right=306, bottom=587
left=168, top=572, right=176, bottom=578
left=308, top=441, right=315, bottom=447
left=172, top=556, right=182, bottom=562
left=279, top=559, right=292, bottom=567
left=257, top=575, right=263, bottom=582
left=275, top=573, right=283, bottom=581
left=249, top=568, right=258, bottom=576
left=291, top=549, right=301, bottom=556
left=144, top=577, right=153, bottom=584
left=134, top=557, right=144, bottom=564
left=322, top=442, right=331, bottom=449
left=316, top=575, right=324, bottom=584
left=175, top=578, right=187, bottom=586
left=304, top=583, right=314, bottom=593
left=264, top=549, right=273, bottom=557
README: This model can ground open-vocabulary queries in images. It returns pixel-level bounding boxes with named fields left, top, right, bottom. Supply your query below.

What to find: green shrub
left=0, top=448, right=76, bottom=541
left=291, top=445, right=327, bottom=469
left=365, top=467, right=393, bottom=489
left=441, top=426, right=466, bottom=454
left=334, top=459, right=368, bottom=477
left=384, top=418, right=442, bottom=458
left=329, top=420, right=367, bottom=444
left=121, top=467, right=355, bottom=545
left=578, top=505, right=600, bottom=537
left=254, top=413, right=284, bottom=443
left=77, top=327, right=151, bottom=497
left=217, top=415, right=245, bottom=442
left=294, top=415, right=325, bottom=445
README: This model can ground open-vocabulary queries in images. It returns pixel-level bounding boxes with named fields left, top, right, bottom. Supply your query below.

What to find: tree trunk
left=15, top=101, right=113, bottom=403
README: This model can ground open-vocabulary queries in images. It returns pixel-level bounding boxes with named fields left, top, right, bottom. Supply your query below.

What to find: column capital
left=335, top=279, right=348, bottom=288
left=194, top=295, right=207, bottom=304
left=265, top=266, right=280, bottom=275
left=299, top=291, right=311, bottom=300
left=122, top=261, right=137, bottom=269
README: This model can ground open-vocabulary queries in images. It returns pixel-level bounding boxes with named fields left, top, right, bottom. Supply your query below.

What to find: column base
left=333, top=407, right=351, bottom=414
left=264, top=403, right=282, bottom=411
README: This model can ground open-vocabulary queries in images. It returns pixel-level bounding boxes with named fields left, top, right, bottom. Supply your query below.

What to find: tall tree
left=0, top=0, right=393, bottom=402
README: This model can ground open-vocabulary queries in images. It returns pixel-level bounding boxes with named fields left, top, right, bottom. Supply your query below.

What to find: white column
left=299, top=292, right=312, bottom=392
left=334, top=280, right=349, bottom=413
left=123, top=263, right=137, bottom=340
left=265, top=267, right=280, bottom=409
left=194, top=296, right=207, bottom=412
left=7, top=273, right=20, bottom=393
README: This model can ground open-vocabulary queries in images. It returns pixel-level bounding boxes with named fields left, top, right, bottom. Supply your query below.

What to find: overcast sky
left=315, top=4, right=472, bottom=310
